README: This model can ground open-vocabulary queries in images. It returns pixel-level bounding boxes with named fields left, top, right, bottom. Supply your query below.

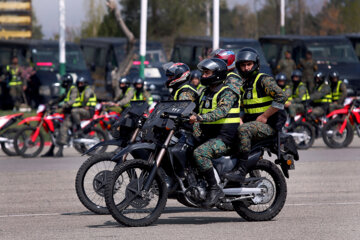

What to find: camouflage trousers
left=288, top=103, right=305, bottom=118
left=57, top=114, right=72, bottom=145
left=71, top=108, right=90, bottom=125
left=310, top=106, right=326, bottom=120
left=193, top=138, right=230, bottom=172
left=237, top=121, right=275, bottom=154
left=329, top=103, right=343, bottom=113
left=9, top=86, right=23, bottom=109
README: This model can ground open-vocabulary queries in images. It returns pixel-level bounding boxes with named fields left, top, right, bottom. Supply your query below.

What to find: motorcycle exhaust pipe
left=223, top=187, right=263, bottom=196
left=73, top=138, right=99, bottom=144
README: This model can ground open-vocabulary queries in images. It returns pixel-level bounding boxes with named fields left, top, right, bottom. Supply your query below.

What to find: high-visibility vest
left=292, top=82, right=310, bottom=101
left=173, top=84, right=198, bottom=101
left=227, top=72, right=240, bottom=78
left=63, top=85, right=81, bottom=108
left=131, top=91, right=153, bottom=105
left=283, top=85, right=293, bottom=104
left=199, top=85, right=240, bottom=125
left=313, top=83, right=332, bottom=103
left=332, top=80, right=343, bottom=101
left=123, top=87, right=135, bottom=108
left=81, top=86, right=97, bottom=107
left=6, top=65, right=22, bottom=86
left=241, top=73, right=273, bottom=117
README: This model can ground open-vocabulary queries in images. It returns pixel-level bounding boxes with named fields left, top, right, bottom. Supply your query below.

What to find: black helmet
left=61, top=73, right=73, bottom=88
left=197, top=58, right=227, bottom=86
left=314, top=71, right=325, bottom=83
left=235, top=47, right=260, bottom=79
left=275, top=73, right=287, bottom=82
left=163, top=62, right=190, bottom=88
left=134, top=78, right=144, bottom=90
left=329, top=71, right=340, bottom=81
left=190, top=70, right=201, bottom=80
left=76, top=76, right=87, bottom=92
left=119, top=77, right=130, bottom=85
left=291, top=69, right=302, bottom=81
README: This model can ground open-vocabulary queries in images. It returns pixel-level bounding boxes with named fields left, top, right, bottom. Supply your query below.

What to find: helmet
left=275, top=73, right=287, bottom=82
left=314, top=71, right=325, bottom=83
left=291, top=70, right=302, bottom=81
left=134, top=78, right=144, bottom=90
left=210, top=49, right=236, bottom=71
left=119, top=77, right=130, bottom=86
left=163, top=62, right=190, bottom=88
left=197, top=58, right=227, bottom=86
left=76, top=76, right=87, bottom=92
left=190, top=70, right=201, bottom=80
left=235, top=47, right=260, bottom=79
left=329, top=71, right=340, bottom=81
left=61, top=73, right=73, bottom=88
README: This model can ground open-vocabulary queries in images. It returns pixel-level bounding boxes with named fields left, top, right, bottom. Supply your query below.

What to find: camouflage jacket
left=292, top=83, right=308, bottom=103
left=114, top=87, right=135, bottom=107
left=310, top=82, right=331, bottom=102
left=277, top=59, right=296, bottom=80
left=225, top=71, right=243, bottom=95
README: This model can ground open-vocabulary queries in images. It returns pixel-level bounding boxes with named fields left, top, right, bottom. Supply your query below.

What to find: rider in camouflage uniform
left=225, top=48, right=287, bottom=182
left=189, top=58, right=241, bottom=208
left=113, top=77, right=135, bottom=108
left=189, top=70, right=205, bottom=94
left=328, top=71, right=347, bottom=113
left=309, top=72, right=332, bottom=120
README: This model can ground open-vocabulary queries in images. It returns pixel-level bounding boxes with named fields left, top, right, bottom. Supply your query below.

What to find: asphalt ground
left=1, top=138, right=360, bottom=240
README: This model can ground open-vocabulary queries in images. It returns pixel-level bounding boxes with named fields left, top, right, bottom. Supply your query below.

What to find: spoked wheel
left=105, top=160, right=168, bottom=227
left=73, top=128, right=108, bottom=155
left=232, top=159, right=287, bottom=221
left=1, top=128, right=19, bottom=156
left=14, top=126, right=44, bottom=158
left=322, top=118, right=354, bottom=148
left=291, top=122, right=315, bottom=150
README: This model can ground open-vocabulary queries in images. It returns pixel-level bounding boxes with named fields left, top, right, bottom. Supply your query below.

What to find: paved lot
left=1, top=139, right=360, bottom=240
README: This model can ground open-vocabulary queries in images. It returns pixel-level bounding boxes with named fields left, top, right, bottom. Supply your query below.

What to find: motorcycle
left=104, top=100, right=299, bottom=227
left=283, top=113, right=315, bottom=150
left=13, top=104, right=108, bottom=158
left=322, top=97, right=360, bottom=148
left=0, top=113, right=23, bottom=156
left=75, top=101, right=150, bottom=214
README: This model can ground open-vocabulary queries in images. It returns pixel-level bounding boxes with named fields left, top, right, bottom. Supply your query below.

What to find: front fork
left=143, top=130, right=174, bottom=192
left=30, top=118, right=44, bottom=143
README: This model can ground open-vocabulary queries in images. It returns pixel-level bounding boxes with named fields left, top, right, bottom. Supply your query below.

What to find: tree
left=32, top=9, right=43, bottom=39
left=80, top=0, right=105, bottom=38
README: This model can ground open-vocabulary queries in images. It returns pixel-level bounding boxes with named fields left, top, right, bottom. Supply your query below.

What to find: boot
left=224, top=153, right=248, bottom=182
left=54, top=145, right=64, bottom=158
left=41, top=144, right=55, bottom=157
left=202, top=168, right=224, bottom=209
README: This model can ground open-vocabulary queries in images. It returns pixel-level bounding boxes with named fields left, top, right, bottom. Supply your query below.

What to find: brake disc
left=125, top=178, right=151, bottom=209
left=93, top=170, right=116, bottom=197
left=251, top=179, right=274, bottom=204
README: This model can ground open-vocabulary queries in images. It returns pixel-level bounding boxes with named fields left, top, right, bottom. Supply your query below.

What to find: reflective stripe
left=241, top=73, right=273, bottom=115
left=123, top=87, right=135, bottom=108
left=314, top=83, right=332, bottom=103
left=332, top=81, right=342, bottom=101
left=227, top=72, right=240, bottom=78
left=292, top=82, right=310, bottom=101
left=63, top=85, right=81, bottom=108
left=6, top=65, right=22, bottom=86
left=284, top=85, right=292, bottom=104
left=173, top=84, right=198, bottom=100
left=199, top=85, right=240, bottom=125
left=82, top=86, right=97, bottom=107
left=130, top=91, right=153, bottom=105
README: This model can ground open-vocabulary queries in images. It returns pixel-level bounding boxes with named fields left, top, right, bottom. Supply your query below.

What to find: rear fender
left=82, top=139, right=124, bottom=155
left=18, top=116, right=42, bottom=125
left=111, top=142, right=156, bottom=162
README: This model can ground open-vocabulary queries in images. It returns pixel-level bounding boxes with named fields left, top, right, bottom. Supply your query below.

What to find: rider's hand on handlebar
left=256, top=114, right=268, bottom=124
left=189, top=114, right=202, bottom=124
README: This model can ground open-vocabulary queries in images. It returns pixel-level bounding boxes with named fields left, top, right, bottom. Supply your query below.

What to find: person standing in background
left=299, top=51, right=318, bottom=94
left=277, top=51, right=296, bottom=85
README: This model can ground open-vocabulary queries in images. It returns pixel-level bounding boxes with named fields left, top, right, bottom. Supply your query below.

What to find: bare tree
left=106, top=0, right=136, bottom=91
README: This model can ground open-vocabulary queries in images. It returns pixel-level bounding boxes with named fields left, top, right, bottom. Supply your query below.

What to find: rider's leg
left=55, top=114, right=72, bottom=157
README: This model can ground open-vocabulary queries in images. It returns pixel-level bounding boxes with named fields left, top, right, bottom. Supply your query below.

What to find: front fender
left=18, top=116, right=42, bottom=125
left=82, top=139, right=124, bottom=155
left=111, top=142, right=156, bottom=161
left=326, top=108, right=348, bottom=118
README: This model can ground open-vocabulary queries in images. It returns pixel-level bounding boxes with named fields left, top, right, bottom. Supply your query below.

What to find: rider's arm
left=117, top=88, right=134, bottom=107
left=261, top=76, right=287, bottom=110
left=338, top=82, right=347, bottom=104
left=198, top=90, right=237, bottom=122
left=292, top=85, right=306, bottom=103
left=310, top=84, right=330, bottom=101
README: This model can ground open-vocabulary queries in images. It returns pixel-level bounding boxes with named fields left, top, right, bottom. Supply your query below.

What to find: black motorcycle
left=104, top=100, right=299, bottom=227
left=75, top=101, right=150, bottom=214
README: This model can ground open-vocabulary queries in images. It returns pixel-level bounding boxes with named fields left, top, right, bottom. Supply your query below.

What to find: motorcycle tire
left=75, top=152, right=117, bottom=214
left=292, top=121, right=315, bottom=150
left=105, top=159, right=168, bottom=227
left=13, top=126, right=44, bottom=158
left=232, top=159, right=287, bottom=221
left=73, top=128, right=109, bottom=155
left=1, top=128, right=19, bottom=156
left=322, top=118, right=354, bottom=148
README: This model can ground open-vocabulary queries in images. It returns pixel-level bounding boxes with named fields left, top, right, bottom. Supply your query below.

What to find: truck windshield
left=305, top=41, right=359, bottom=63
left=32, top=47, right=88, bottom=71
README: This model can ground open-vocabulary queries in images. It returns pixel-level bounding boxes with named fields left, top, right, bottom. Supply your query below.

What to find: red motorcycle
left=322, top=97, right=360, bottom=148
left=14, top=104, right=109, bottom=158
left=0, top=113, right=23, bottom=156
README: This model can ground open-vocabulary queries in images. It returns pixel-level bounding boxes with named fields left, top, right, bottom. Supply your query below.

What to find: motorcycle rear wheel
left=322, top=118, right=354, bottom=148
left=14, top=126, right=44, bottom=158
left=232, top=159, right=287, bottom=221
left=292, top=121, right=315, bottom=150
left=1, top=128, right=19, bottom=156
left=105, top=159, right=168, bottom=227
left=73, top=128, right=108, bottom=155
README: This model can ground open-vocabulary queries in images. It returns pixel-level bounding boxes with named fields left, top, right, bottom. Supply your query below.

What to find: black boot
left=54, top=145, right=64, bottom=158
left=224, top=154, right=248, bottom=182
left=41, top=144, right=55, bottom=157
left=202, top=168, right=224, bottom=209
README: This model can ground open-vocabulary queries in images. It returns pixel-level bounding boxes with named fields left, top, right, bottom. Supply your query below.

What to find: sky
left=32, top=0, right=327, bottom=39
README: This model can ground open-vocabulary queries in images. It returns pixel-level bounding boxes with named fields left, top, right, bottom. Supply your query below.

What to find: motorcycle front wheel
left=13, top=126, right=44, bottom=158
left=232, top=159, right=287, bottom=221
left=73, top=128, right=108, bottom=155
left=322, top=118, right=354, bottom=148
left=105, top=159, right=168, bottom=227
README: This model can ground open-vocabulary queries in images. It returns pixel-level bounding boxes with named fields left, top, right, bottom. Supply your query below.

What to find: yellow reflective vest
left=173, top=84, right=198, bottom=101
left=332, top=80, right=343, bottom=101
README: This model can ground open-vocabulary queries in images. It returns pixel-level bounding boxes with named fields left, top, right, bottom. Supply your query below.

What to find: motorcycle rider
left=287, top=70, right=310, bottom=126
left=55, top=74, right=80, bottom=157
left=190, top=70, right=205, bottom=94
left=131, top=78, right=154, bottom=105
left=113, top=77, right=135, bottom=108
left=189, top=58, right=241, bottom=208
left=41, top=73, right=74, bottom=157
left=210, top=48, right=243, bottom=95
left=309, top=71, right=332, bottom=121
left=225, top=47, right=287, bottom=182
left=276, top=73, right=292, bottom=107
left=329, top=71, right=347, bottom=112
left=164, top=62, right=198, bottom=101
